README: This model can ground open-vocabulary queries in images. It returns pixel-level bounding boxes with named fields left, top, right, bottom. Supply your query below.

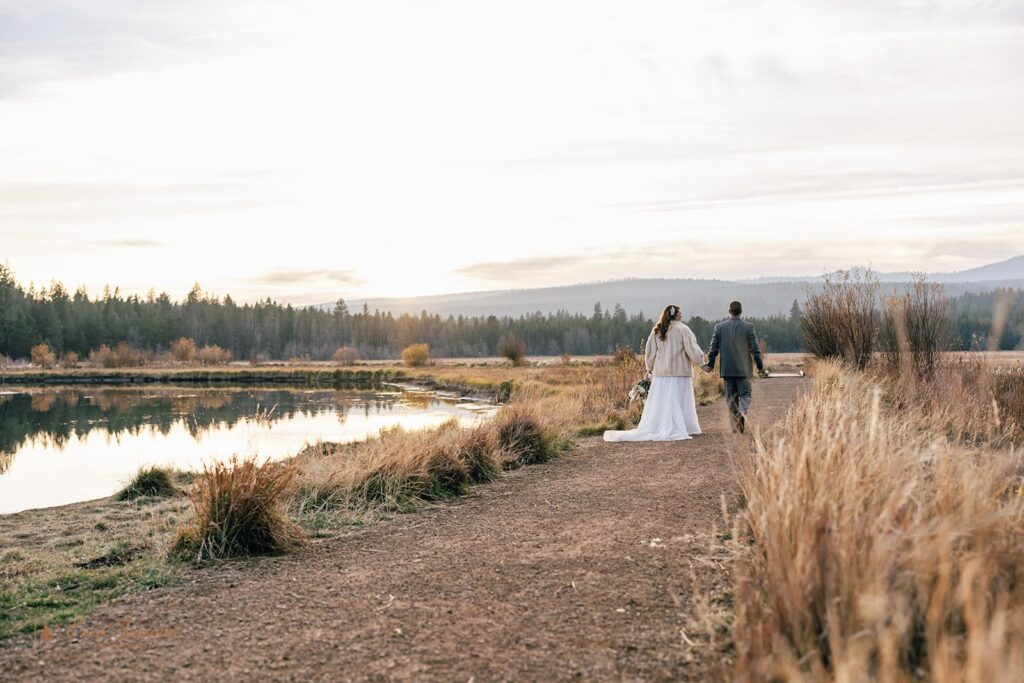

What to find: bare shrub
left=401, top=343, right=430, bottom=367
left=881, top=275, right=953, bottom=380
left=497, top=333, right=527, bottom=365
left=560, top=352, right=572, bottom=366
left=331, top=346, right=359, bottom=365
left=801, top=267, right=879, bottom=369
left=196, top=345, right=232, bottom=366
left=60, top=351, right=80, bottom=369
left=30, top=343, right=56, bottom=368
left=172, top=457, right=305, bottom=561
left=170, top=337, right=196, bottom=363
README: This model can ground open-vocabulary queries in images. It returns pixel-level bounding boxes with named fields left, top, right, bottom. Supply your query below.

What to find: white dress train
left=603, top=376, right=701, bottom=442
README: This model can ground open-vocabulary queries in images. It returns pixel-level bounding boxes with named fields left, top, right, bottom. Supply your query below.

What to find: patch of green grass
left=0, top=558, right=181, bottom=639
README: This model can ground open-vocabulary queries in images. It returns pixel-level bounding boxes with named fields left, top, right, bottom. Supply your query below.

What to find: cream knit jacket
left=644, top=321, right=705, bottom=377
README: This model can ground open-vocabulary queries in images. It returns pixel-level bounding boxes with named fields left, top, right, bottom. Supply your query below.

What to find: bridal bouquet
left=628, top=377, right=651, bottom=404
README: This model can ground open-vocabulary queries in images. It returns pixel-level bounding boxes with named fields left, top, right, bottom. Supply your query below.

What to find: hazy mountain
left=323, top=257, right=1024, bottom=320
left=744, top=255, right=1024, bottom=285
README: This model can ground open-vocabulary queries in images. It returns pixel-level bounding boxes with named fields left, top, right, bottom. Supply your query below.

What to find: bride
left=604, top=304, right=704, bottom=442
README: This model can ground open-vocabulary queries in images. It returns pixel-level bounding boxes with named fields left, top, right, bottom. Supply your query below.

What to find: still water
left=0, top=385, right=494, bottom=514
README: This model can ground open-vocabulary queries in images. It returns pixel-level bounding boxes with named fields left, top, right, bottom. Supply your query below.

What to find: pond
left=0, top=385, right=495, bottom=514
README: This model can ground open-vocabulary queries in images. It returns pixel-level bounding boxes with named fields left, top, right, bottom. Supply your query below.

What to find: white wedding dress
left=603, top=376, right=701, bottom=442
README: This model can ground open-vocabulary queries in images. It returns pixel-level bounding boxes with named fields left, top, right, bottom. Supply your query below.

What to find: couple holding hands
left=604, top=300, right=766, bottom=442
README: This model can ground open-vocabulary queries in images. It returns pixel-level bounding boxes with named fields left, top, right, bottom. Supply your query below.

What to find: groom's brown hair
left=729, top=301, right=742, bottom=315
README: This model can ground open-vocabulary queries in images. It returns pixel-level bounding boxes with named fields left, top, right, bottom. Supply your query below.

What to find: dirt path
left=1, top=378, right=805, bottom=682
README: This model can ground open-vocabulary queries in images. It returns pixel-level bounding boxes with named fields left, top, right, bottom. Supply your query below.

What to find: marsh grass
left=714, top=359, right=1024, bottom=681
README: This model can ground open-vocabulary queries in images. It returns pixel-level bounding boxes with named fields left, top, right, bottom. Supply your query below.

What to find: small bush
left=88, top=344, right=114, bottom=367
left=332, top=346, right=360, bottom=365
left=30, top=343, right=56, bottom=368
left=88, top=342, right=146, bottom=368
left=496, top=404, right=550, bottom=467
left=172, top=457, right=306, bottom=561
left=60, top=351, right=80, bottom=369
left=560, top=352, right=572, bottom=366
left=613, top=344, right=637, bottom=363
left=170, top=337, right=196, bottom=363
left=0, top=354, right=11, bottom=368
left=196, top=345, right=232, bottom=366
left=401, top=343, right=430, bottom=367
left=497, top=333, right=527, bottom=365
left=115, top=466, right=177, bottom=501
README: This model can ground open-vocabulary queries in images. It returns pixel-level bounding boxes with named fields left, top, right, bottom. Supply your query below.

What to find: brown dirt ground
left=0, top=378, right=805, bottom=682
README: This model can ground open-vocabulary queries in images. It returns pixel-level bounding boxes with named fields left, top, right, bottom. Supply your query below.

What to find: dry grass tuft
left=172, top=457, right=306, bottom=561
left=496, top=403, right=551, bottom=467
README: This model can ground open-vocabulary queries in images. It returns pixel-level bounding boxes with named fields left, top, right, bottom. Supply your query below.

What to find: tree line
left=0, top=265, right=1020, bottom=362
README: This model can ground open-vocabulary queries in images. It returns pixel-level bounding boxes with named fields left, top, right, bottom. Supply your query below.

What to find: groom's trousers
left=723, top=377, right=752, bottom=420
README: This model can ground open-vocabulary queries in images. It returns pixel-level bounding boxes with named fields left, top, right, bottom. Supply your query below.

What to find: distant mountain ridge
left=322, top=256, right=1024, bottom=320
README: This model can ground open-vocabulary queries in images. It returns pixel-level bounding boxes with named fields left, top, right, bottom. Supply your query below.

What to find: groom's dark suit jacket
left=706, top=317, right=765, bottom=378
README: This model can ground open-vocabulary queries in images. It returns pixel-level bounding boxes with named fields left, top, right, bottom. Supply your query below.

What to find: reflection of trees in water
left=0, top=387, right=419, bottom=472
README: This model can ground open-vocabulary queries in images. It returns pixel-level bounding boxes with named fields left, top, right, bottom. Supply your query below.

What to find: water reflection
left=0, top=386, right=492, bottom=514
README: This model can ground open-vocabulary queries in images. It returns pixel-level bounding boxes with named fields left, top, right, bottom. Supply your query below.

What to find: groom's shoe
left=737, top=414, right=746, bottom=434
left=729, top=414, right=740, bottom=433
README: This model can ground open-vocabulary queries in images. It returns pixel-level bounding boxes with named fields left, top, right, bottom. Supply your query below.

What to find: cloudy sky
left=1, top=0, right=1023, bottom=304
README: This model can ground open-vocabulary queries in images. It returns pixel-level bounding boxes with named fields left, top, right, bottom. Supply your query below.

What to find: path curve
left=1, top=378, right=805, bottom=682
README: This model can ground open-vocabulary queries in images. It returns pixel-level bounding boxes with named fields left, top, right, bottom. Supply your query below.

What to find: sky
left=1, top=0, right=1023, bottom=305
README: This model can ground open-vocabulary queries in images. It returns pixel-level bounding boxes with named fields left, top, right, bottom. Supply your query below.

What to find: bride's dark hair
left=653, top=304, right=681, bottom=341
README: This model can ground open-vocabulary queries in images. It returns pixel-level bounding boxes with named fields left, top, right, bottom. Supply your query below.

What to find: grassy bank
left=697, top=358, right=1024, bottom=681
left=1, top=357, right=730, bottom=640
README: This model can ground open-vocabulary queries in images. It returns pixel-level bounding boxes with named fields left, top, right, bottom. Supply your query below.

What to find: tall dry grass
left=725, top=360, right=1024, bottom=682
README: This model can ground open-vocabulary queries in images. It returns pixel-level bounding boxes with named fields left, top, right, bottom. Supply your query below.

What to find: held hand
left=700, top=364, right=713, bottom=374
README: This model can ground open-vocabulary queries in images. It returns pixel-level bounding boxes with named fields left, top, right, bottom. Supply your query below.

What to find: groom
left=701, top=300, right=766, bottom=434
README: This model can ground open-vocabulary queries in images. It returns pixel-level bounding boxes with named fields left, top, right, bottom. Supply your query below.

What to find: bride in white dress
left=604, top=304, right=704, bottom=442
